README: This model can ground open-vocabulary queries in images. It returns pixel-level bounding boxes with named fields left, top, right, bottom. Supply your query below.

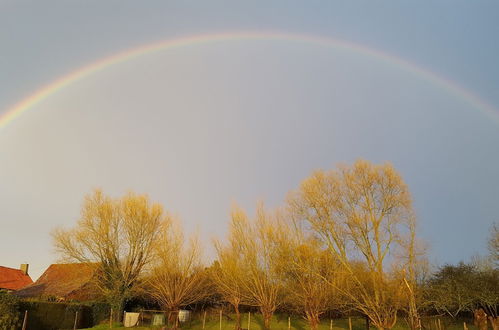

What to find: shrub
left=88, top=301, right=111, bottom=325
left=19, top=301, right=93, bottom=330
left=0, top=290, right=22, bottom=330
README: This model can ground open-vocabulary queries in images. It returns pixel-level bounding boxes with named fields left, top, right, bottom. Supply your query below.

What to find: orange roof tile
left=16, top=263, right=100, bottom=301
left=0, top=266, right=33, bottom=291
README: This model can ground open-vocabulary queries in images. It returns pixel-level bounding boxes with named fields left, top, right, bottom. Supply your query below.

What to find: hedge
left=0, top=290, right=22, bottom=330
left=18, top=301, right=110, bottom=330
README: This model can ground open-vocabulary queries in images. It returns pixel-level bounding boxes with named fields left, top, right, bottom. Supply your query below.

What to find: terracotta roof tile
left=0, top=266, right=33, bottom=291
left=16, top=263, right=100, bottom=301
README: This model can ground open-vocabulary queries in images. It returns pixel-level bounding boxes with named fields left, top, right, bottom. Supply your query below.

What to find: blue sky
left=1, top=1, right=498, bottom=280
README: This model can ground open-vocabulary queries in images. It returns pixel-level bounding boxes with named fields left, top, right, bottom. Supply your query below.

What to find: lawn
left=85, top=314, right=475, bottom=330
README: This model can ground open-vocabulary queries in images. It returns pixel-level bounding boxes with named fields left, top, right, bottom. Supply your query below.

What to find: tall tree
left=288, top=160, right=421, bottom=330
left=211, top=241, right=248, bottom=330
left=52, top=189, right=169, bottom=319
left=228, top=205, right=284, bottom=330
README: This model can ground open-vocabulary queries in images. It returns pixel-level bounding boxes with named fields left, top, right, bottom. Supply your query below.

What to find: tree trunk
left=261, top=308, right=273, bottom=330
left=234, top=304, right=241, bottom=330
left=168, top=308, right=180, bottom=329
left=370, top=312, right=397, bottom=330
left=305, top=311, right=320, bottom=330
left=110, top=296, right=125, bottom=323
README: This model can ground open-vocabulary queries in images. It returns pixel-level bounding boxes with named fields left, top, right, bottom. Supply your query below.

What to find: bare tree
left=52, top=189, right=169, bottom=320
left=402, top=215, right=423, bottom=330
left=147, top=221, right=210, bottom=327
left=278, top=232, right=343, bottom=330
left=489, top=223, right=499, bottom=267
left=288, top=160, right=421, bottom=330
left=227, top=205, right=284, bottom=330
left=211, top=241, right=248, bottom=330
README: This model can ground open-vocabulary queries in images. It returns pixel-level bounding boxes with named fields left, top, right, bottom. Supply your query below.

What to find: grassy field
left=85, top=314, right=476, bottom=330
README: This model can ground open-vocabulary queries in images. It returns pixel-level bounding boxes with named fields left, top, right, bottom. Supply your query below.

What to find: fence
left=121, top=309, right=364, bottom=330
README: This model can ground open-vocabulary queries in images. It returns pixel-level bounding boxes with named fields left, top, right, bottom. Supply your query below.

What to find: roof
left=16, top=263, right=100, bottom=301
left=0, top=266, right=33, bottom=291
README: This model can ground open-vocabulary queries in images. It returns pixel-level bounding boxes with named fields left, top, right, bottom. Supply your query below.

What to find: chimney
left=20, top=264, right=29, bottom=275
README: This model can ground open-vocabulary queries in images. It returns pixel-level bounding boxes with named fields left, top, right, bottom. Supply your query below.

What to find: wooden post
left=288, top=316, right=291, bottom=329
left=220, top=309, right=222, bottom=330
left=330, top=319, right=333, bottom=330
left=248, top=312, right=251, bottom=330
left=365, top=315, right=370, bottom=330
left=73, top=311, right=78, bottom=330
left=109, top=308, right=113, bottom=329
left=349, top=317, right=352, bottom=330
left=438, top=319, right=442, bottom=330
left=463, top=322, right=468, bottom=330
left=22, top=310, right=28, bottom=330
left=203, top=311, right=206, bottom=329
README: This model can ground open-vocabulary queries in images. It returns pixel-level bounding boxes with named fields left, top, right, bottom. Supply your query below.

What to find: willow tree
left=52, top=189, right=169, bottom=320
left=278, top=232, right=343, bottom=330
left=289, top=160, right=421, bottom=330
left=227, top=205, right=284, bottom=330
left=147, top=222, right=210, bottom=327
left=211, top=240, right=248, bottom=330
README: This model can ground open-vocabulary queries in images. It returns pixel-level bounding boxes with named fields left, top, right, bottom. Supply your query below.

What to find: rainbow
left=1, top=31, right=498, bottom=129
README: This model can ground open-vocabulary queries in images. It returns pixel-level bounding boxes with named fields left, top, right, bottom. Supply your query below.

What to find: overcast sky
left=1, top=1, right=498, bottom=281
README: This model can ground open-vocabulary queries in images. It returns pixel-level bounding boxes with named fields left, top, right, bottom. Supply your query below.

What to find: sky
left=1, top=1, right=498, bottom=281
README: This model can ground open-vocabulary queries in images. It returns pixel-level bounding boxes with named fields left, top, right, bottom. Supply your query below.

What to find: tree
left=147, top=222, right=210, bottom=328
left=227, top=205, right=284, bottom=330
left=489, top=223, right=499, bottom=268
left=424, top=263, right=477, bottom=318
left=475, top=268, right=499, bottom=319
left=277, top=233, right=343, bottom=330
left=424, top=262, right=499, bottom=319
left=215, top=206, right=340, bottom=330
left=288, top=160, right=421, bottom=330
left=211, top=240, right=248, bottom=330
left=52, top=189, right=169, bottom=320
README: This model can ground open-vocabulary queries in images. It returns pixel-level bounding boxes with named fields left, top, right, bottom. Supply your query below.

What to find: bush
left=88, top=301, right=111, bottom=325
left=0, top=290, right=22, bottom=330
left=9, top=299, right=110, bottom=329
left=19, top=301, right=93, bottom=330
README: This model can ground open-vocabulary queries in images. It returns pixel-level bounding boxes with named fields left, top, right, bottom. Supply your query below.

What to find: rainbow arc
left=1, top=31, right=498, bottom=129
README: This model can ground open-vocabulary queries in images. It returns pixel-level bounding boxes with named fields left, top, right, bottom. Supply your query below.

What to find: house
left=0, top=264, right=33, bottom=291
left=16, top=263, right=101, bottom=301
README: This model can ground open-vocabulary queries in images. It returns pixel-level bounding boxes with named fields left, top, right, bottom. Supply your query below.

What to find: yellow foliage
left=52, top=189, right=170, bottom=318
left=288, top=160, right=421, bottom=330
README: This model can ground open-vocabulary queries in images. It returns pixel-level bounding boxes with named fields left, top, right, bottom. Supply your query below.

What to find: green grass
left=85, top=315, right=476, bottom=330
left=84, top=322, right=162, bottom=330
